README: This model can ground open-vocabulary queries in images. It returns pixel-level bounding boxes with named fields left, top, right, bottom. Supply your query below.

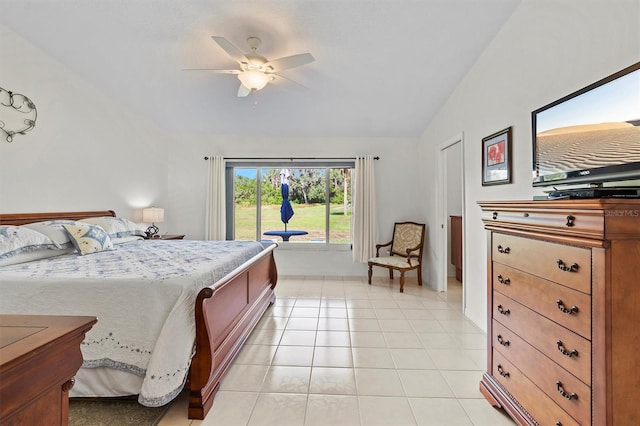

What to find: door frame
left=436, top=133, right=465, bottom=307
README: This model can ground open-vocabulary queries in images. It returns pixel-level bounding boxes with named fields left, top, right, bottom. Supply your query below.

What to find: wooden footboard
left=188, top=243, right=278, bottom=420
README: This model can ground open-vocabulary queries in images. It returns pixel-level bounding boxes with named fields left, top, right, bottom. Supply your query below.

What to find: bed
left=0, top=210, right=278, bottom=420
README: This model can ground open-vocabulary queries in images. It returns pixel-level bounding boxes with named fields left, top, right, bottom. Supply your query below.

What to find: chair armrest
left=375, top=241, right=392, bottom=256
left=404, top=244, right=422, bottom=265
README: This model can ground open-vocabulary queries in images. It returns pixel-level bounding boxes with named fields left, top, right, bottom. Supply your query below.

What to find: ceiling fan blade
left=264, top=53, right=315, bottom=72
left=211, top=36, right=249, bottom=65
left=270, top=73, right=309, bottom=91
left=182, top=68, right=241, bottom=74
left=237, top=84, right=251, bottom=97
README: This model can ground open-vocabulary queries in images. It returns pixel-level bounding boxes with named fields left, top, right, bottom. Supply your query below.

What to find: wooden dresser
left=478, top=199, right=640, bottom=425
left=450, top=215, right=463, bottom=282
left=0, top=315, right=97, bottom=426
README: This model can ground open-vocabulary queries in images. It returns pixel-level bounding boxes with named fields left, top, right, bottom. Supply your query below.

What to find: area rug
left=68, top=397, right=172, bottom=426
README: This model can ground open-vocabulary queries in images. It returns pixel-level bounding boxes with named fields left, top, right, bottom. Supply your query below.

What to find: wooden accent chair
left=368, top=222, right=426, bottom=292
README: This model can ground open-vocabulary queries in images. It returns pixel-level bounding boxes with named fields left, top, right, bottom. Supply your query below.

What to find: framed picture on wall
left=482, top=126, right=512, bottom=186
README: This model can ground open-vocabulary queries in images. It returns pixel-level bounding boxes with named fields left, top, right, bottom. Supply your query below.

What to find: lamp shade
left=142, top=207, right=164, bottom=223
left=237, top=70, right=270, bottom=90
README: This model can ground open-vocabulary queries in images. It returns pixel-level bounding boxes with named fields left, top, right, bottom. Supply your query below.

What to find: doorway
left=436, top=133, right=465, bottom=311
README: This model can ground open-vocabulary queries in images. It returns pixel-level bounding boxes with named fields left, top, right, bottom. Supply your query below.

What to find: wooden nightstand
left=156, top=234, right=185, bottom=240
left=0, top=315, right=97, bottom=426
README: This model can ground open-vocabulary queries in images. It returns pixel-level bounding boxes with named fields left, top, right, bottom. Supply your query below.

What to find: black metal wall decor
left=0, top=87, right=38, bottom=143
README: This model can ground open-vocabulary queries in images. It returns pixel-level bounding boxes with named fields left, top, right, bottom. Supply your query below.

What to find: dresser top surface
left=0, top=315, right=97, bottom=366
left=478, top=198, right=640, bottom=208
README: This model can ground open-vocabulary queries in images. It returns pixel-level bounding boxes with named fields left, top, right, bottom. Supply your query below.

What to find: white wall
left=419, top=0, right=640, bottom=329
left=0, top=24, right=424, bottom=278
left=0, top=25, right=173, bottom=221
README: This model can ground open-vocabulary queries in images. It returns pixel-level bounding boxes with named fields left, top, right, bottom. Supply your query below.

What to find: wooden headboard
left=0, top=210, right=116, bottom=226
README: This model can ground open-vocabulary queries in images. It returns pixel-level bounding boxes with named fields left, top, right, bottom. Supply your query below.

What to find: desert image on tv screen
left=535, top=68, right=640, bottom=177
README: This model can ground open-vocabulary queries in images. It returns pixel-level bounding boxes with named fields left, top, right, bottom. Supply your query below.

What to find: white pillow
left=22, top=220, right=77, bottom=248
left=63, top=222, right=114, bottom=255
left=0, top=225, right=65, bottom=266
left=0, top=248, right=75, bottom=267
left=111, top=235, right=144, bottom=245
left=80, top=216, right=146, bottom=239
left=0, top=225, right=58, bottom=261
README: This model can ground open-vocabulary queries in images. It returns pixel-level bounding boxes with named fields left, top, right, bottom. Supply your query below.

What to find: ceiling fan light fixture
left=193, top=36, right=315, bottom=96
left=237, top=70, right=269, bottom=91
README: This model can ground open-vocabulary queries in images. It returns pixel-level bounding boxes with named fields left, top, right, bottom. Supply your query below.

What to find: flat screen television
left=532, top=61, right=640, bottom=195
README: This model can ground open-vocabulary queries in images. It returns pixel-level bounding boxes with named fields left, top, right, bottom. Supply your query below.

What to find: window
left=225, top=161, right=353, bottom=244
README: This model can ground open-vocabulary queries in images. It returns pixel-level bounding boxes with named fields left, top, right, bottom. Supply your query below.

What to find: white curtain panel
left=352, top=155, right=377, bottom=263
left=206, top=155, right=226, bottom=240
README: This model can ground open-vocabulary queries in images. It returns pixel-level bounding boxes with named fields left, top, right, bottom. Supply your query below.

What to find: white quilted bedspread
left=0, top=240, right=266, bottom=406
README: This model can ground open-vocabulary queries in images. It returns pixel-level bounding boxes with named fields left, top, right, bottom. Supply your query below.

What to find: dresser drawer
left=492, top=350, right=580, bottom=426
left=492, top=321, right=590, bottom=425
left=493, top=264, right=591, bottom=340
left=492, top=233, right=591, bottom=293
left=492, top=316, right=591, bottom=386
left=481, top=203, right=605, bottom=239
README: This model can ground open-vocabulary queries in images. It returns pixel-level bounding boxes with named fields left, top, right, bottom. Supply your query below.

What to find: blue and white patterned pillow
left=63, top=223, right=114, bottom=255
left=0, top=225, right=58, bottom=260
left=80, top=216, right=146, bottom=239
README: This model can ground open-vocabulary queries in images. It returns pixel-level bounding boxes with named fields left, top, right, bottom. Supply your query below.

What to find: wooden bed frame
left=0, top=210, right=278, bottom=420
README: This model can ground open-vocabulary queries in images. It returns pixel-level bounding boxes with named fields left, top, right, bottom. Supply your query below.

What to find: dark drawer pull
left=566, top=215, right=575, bottom=227
left=497, top=245, right=510, bottom=254
left=492, top=212, right=498, bottom=220
left=497, top=334, right=510, bottom=347
left=497, top=274, right=510, bottom=285
left=557, top=340, right=579, bottom=358
left=556, top=299, right=579, bottom=315
left=497, top=364, right=510, bottom=378
left=557, top=259, right=579, bottom=272
left=497, top=304, right=510, bottom=316
left=556, top=381, right=578, bottom=400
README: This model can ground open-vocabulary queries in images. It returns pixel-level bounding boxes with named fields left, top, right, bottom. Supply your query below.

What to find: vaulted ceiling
left=1, top=0, right=521, bottom=138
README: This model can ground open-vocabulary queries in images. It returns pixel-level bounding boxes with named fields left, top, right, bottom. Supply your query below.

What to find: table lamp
left=142, top=207, right=164, bottom=238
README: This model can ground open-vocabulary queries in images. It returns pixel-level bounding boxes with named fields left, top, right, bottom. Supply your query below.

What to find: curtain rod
left=203, top=156, right=379, bottom=161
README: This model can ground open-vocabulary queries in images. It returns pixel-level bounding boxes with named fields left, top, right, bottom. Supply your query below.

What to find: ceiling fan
left=186, top=36, right=315, bottom=97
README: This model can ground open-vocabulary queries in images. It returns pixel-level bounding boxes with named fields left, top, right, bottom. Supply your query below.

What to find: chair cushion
left=368, top=256, right=420, bottom=269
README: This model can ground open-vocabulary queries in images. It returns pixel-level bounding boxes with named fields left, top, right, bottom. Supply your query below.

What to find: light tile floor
left=159, top=276, right=516, bottom=426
